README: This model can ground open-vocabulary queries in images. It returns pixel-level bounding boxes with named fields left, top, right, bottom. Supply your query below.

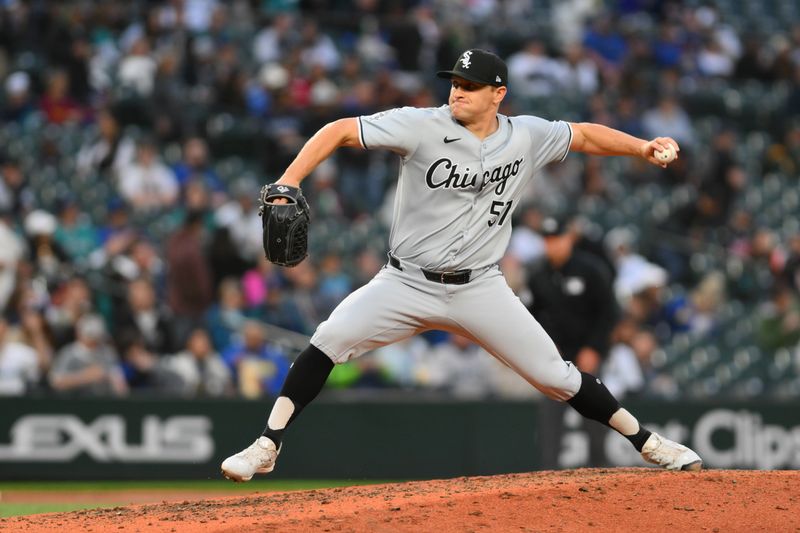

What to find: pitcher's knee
left=527, top=361, right=582, bottom=401
left=309, top=334, right=359, bottom=364
left=309, top=340, right=345, bottom=364
left=309, top=321, right=358, bottom=364
left=538, top=383, right=579, bottom=402
left=310, top=322, right=384, bottom=364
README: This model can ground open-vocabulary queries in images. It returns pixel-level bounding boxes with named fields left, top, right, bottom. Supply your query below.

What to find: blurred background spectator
left=602, top=317, right=646, bottom=399
left=117, top=138, right=179, bottom=211
left=76, top=109, right=136, bottom=180
left=757, top=284, right=800, bottom=354
left=222, top=319, right=289, bottom=398
left=117, top=277, right=175, bottom=355
left=0, top=316, right=41, bottom=395
left=48, top=314, right=127, bottom=397
left=161, top=328, right=233, bottom=397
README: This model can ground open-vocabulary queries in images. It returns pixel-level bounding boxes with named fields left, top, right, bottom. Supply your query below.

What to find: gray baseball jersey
left=357, top=105, right=572, bottom=271
left=311, top=105, right=582, bottom=401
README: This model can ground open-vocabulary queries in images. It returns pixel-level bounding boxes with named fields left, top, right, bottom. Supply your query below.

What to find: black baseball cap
left=539, top=215, right=571, bottom=237
left=437, top=49, right=508, bottom=87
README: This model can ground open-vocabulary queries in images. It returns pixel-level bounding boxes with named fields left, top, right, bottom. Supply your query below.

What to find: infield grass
left=0, top=479, right=391, bottom=517
left=0, top=503, right=112, bottom=516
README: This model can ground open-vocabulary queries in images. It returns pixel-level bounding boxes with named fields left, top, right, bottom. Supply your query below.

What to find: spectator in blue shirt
left=222, top=319, right=289, bottom=398
left=172, top=137, right=225, bottom=196
left=206, top=277, right=256, bottom=352
left=583, top=15, right=628, bottom=67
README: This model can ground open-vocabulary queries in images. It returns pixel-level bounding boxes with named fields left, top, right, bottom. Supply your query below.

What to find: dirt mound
left=3, top=469, right=798, bottom=532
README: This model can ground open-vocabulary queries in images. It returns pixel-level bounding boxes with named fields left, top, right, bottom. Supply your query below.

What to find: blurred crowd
left=1, top=0, right=799, bottom=400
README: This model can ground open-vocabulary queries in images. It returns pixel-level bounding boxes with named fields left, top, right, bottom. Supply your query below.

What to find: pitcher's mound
left=3, top=468, right=799, bottom=532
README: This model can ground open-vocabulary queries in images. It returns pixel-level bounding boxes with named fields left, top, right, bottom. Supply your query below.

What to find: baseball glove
left=259, top=183, right=310, bottom=267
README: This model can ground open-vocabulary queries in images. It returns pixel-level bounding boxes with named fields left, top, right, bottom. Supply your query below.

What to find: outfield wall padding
left=0, top=396, right=798, bottom=479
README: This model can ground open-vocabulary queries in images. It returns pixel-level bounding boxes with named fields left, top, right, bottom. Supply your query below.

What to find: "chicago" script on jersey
left=425, top=157, right=524, bottom=195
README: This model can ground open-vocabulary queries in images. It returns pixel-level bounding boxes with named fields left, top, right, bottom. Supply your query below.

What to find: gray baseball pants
left=310, top=258, right=582, bottom=401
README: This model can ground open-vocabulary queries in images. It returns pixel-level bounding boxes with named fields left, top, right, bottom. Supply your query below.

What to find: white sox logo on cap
left=460, top=51, right=472, bottom=69
left=437, top=49, right=507, bottom=87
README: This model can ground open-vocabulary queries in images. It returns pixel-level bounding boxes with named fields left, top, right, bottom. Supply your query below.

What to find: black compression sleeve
left=566, top=372, right=621, bottom=426
left=262, top=344, right=334, bottom=445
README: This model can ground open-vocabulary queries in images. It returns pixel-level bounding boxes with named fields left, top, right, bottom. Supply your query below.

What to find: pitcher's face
left=448, top=77, right=505, bottom=123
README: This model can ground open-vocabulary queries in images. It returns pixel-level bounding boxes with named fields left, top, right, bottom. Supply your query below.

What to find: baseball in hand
left=655, top=143, right=677, bottom=164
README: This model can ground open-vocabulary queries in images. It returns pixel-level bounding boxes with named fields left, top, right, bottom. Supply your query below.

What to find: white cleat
left=641, top=432, right=703, bottom=471
left=221, top=436, right=280, bottom=482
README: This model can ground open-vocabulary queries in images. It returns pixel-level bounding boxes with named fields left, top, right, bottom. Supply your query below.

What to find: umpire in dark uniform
left=527, top=214, right=619, bottom=468
left=527, top=215, right=618, bottom=373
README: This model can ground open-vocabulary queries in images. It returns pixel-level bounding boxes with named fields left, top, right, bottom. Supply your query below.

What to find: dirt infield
left=2, top=468, right=799, bottom=532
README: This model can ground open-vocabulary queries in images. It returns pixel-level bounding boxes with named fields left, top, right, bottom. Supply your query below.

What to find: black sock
left=566, top=372, right=620, bottom=426
left=625, top=426, right=652, bottom=452
left=262, top=344, right=334, bottom=446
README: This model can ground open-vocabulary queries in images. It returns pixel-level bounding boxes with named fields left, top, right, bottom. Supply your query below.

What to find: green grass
left=1, top=503, right=117, bottom=517
left=0, top=479, right=393, bottom=518
left=0, top=479, right=387, bottom=492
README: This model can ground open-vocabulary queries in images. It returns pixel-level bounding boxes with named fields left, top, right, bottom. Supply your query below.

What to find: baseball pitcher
left=222, top=49, right=702, bottom=481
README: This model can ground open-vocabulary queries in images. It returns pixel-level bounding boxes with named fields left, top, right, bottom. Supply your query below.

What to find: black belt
left=388, top=253, right=472, bottom=285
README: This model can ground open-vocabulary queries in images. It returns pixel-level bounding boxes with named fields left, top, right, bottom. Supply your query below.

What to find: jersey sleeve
left=517, top=116, right=573, bottom=169
left=358, top=107, right=423, bottom=156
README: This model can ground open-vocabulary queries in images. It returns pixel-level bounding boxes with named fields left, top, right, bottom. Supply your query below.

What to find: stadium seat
left=766, top=348, right=795, bottom=381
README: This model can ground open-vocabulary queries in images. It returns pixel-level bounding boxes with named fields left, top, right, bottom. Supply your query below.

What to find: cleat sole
left=222, top=469, right=252, bottom=483
left=681, top=460, right=703, bottom=472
